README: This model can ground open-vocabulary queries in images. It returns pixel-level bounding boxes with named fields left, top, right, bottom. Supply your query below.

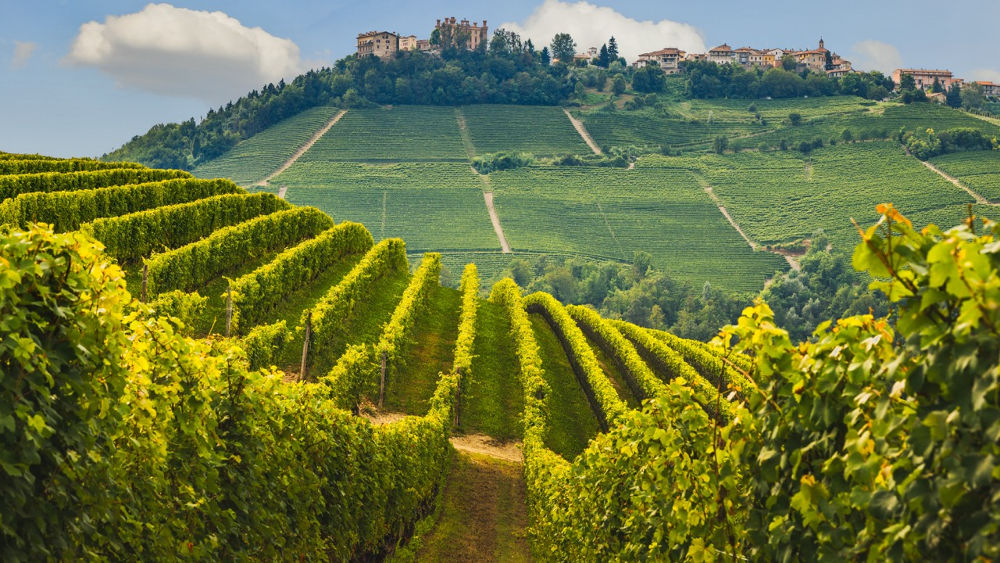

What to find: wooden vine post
left=299, top=311, right=312, bottom=382
left=141, top=263, right=148, bottom=302
left=225, top=286, right=233, bottom=338
left=378, top=350, right=387, bottom=409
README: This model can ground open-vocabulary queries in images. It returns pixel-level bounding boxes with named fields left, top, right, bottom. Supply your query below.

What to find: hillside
left=2, top=152, right=999, bottom=560
left=182, top=97, right=1000, bottom=296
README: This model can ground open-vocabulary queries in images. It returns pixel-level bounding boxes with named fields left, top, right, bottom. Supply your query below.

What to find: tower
left=819, top=37, right=825, bottom=50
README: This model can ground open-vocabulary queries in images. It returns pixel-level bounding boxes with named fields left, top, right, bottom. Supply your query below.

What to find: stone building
left=892, top=68, right=963, bottom=91
left=357, top=31, right=399, bottom=59
left=434, top=17, right=488, bottom=50
left=635, top=48, right=686, bottom=74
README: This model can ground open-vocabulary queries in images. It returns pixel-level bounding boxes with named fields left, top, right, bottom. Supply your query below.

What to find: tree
left=612, top=74, right=626, bottom=95
left=607, top=37, right=619, bottom=59
left=489, top=28, right=523, bottom=56
left=540, top=46, right=551, bottom=66
left=550, top=33, right=576, bottom=64
left=781, top=54, right=797, bottom=71
left=824, top=50, right=834, bottom=71
left=961, top=82, right=985, bottom=110
left=932, top=77, right=944, bottom=93
left=899, top=72, right=916, bottom=91
left=713, top=136, right=728, bottom=154
left=788, top=112, right=802, bottom=126
left=597, top=44, right=611, bottom=68
left=631, top=65, right=666, bottom=93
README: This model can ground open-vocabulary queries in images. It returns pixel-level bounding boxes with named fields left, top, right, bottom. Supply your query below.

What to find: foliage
left=228, top=221, right=373, bottom=334
left=326, top=253, right=441, bottom=409
left=0, top=158, right=143, bottom=175
left=147, top=290, right=208, bottom=334
left=82, top=191, right=288, bottom=263
left=550, top=33, right=576, bottom=64
left=0, top=223, right=454, bottom=560
left=903, top=126, right=997, bottom=160
left=0, top=168, right=190, bottom=201
left=0, top=177, right=240, bottom=231
left=145, top=207, right=333, bottom=295
left=472, top=151, right=534, bottom=174
left=306, top=238, right=409, bottom=375
left=682, top=59, right=893, bottom=101
left=239, top=321, right=291, bottom=371
left=452, top=263, right=480, bottom=375
left=631, top=64, right=667, bottom=93
left=523, top=291, right=628, bottom=429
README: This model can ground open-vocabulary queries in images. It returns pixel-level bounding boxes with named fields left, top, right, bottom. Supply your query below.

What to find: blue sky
left=2, top=0, right=998, bottom=157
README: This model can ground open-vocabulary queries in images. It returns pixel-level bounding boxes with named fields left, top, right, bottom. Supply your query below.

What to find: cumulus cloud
left=849, top=40, right=903, bottom=74
left=500, top=0, right=705, bottom=62
left=64, top=3, right=305, bottom=104
left=970, top=69, right=1000, bottom=83
left=10, top=41, right=37, bottom=68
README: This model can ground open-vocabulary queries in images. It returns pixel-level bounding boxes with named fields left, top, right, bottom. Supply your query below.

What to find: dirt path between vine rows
left=362, top=412, right=523, bottom=463
left=564, top=109, right=603, bottom=155
left=256, top=109, right=346, bottom=186
left=918, top=159, right=996, bottom=205
left=484, top=191, right=512, bottom=253
left=701, top=181, right=800, bottom=271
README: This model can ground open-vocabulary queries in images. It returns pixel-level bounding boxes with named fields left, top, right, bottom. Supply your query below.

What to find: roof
left=797, top=48, right=829, bottom=56
left=357, top=30, right=398, bottom=39
left=895, top=68, right=952, bottom=76
left=639, top=48, right=685, bottom=57
left=735, top=47, right=759, bottom=53
left=709, top=44, right=733, bottom=52
left=976, top=81, right=998, bottom=86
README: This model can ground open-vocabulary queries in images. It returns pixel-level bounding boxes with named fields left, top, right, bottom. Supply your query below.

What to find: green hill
left=2, top=151, right=1000, bottom=560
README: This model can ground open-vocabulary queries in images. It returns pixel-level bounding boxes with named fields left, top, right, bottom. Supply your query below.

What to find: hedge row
left=229, top=221, right=373, bottom=334
left=0, top=177, right=241, bottom=231
left=0, top=152, right=59, bottom=161
left=566, top=305, right=667, bottom=401
left=644, top=326, right=753, bottom=393
left=612, top=320, right=737, bottom=421
left=0, top=158, right=143, bottom=175
left=83, top=192, right=287, bottom=263
left=326, top=253, right=441, bottom=409
left=240, top=321, right=292, bottom=372
left=147, top=207, right=333, bottom=295
left=0, top=168, right=190, bottom=201
left=306, top=238, right=409, bottom=375
left=0, top=223, right=457, bottom=559
left=523, top=291, right=627, bottom=430
left=452, top=263, right=480, bottom=376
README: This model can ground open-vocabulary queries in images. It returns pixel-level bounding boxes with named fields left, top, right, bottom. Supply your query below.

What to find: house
left=416, top=39, right=432, bottom=51
left=794, top=38, right=829, bottom=71
left=765, top=48, right=786, bottom=66
left=435, top=17, right=488, bottom=50
left=399, top=35, right=418, bottom=51
left=826, top=56, right=853, bottom=78
left=734, top=47, right=758, bottom=67
left=357, top=31, right=399, bottom=59
left=976, top=81, right=1000, bottom=98
left=635, top=47, right=687, bottom=74
left=749, top=50, right=773, bottom=67
left=892, top=68, right=963, bottom=91
left=708, top=44, right=736, bottom=65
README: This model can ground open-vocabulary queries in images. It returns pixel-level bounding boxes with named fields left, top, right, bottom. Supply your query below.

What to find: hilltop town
left=357, top=18, right=1000, bottom=99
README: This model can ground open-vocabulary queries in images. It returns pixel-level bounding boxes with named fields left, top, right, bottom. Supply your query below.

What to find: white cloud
left=500, top=0, right=705, bottom=62
left=970, top=69, right=1000, bottom=83
left=64, top=3, right=305, bottom=104
left=849, top=40, right=903, bottom=74
left=10, top=41, right=37, bottom=69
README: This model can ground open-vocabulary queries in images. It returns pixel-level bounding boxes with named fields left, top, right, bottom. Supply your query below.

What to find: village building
left=399, top=35, right=418, bottom=51
left=765, top=48, right=786, bottom=66
left=416, top=39, right=432, bottom=51
left=975, top=81, right=1000, bottom=98
left=708, top=44, right=736, bottom=65
left=892, top=68, right=963, bottom=91
left=635, top=48, right=686, bottom=74
left=794, top=38, right=829, bottom=71
left=435, top=17, right=488, bottom=50
left=357, top=31, right=399, bottom=59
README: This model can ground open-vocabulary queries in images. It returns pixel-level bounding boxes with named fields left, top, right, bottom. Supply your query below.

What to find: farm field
left=489, top=166, right=787, bottom=291
left=297, top=106, right=467, bottom=162
left=930, top=151, right=1000, bottom=203
left=693, top=142, right=996, bottom=249
left=460, top=105, right=590, bottom=155
left=192, top=106, right=342, bottom=184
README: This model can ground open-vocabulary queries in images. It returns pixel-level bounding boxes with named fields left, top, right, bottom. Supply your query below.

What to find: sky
left=2, top=0, right=998, bottom=157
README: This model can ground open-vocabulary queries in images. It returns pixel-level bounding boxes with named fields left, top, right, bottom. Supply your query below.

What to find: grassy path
left=405, top=450, right=532, bottom=562
left=529, top=313, right=600, bottom=460
left=384, top=284, right=462, bottom=415
left=459, top=301, right=523, bottom=440
left=583, top=331, right=641, bottom=409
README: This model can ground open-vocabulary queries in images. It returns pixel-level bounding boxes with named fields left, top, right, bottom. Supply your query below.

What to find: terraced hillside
left=4, top=151, right=1000, bottom=561
left=187, top=98, right=998, bottom=293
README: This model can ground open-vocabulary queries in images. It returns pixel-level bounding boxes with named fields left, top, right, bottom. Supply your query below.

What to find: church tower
left=819, top=37, right=825, bottom=50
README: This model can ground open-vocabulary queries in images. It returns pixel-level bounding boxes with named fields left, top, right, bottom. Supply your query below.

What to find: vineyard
left=459, top=105, right=591, bottom=155
left=2, top=150, right=1000, bottom=560
left=930, top=150, right=1000, bottom=202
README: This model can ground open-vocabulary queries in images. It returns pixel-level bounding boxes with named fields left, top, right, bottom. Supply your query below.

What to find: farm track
left=256, top=109, right=346, bottom=186
left=564, top=109, right=603, bottom=155
left=484, top=191, right=512, bottom=253
left=918, top=159, right=997, bottom=205
left=595, top=201, right=624, bottom=256
left=700, top=179, right=800, bottom=271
